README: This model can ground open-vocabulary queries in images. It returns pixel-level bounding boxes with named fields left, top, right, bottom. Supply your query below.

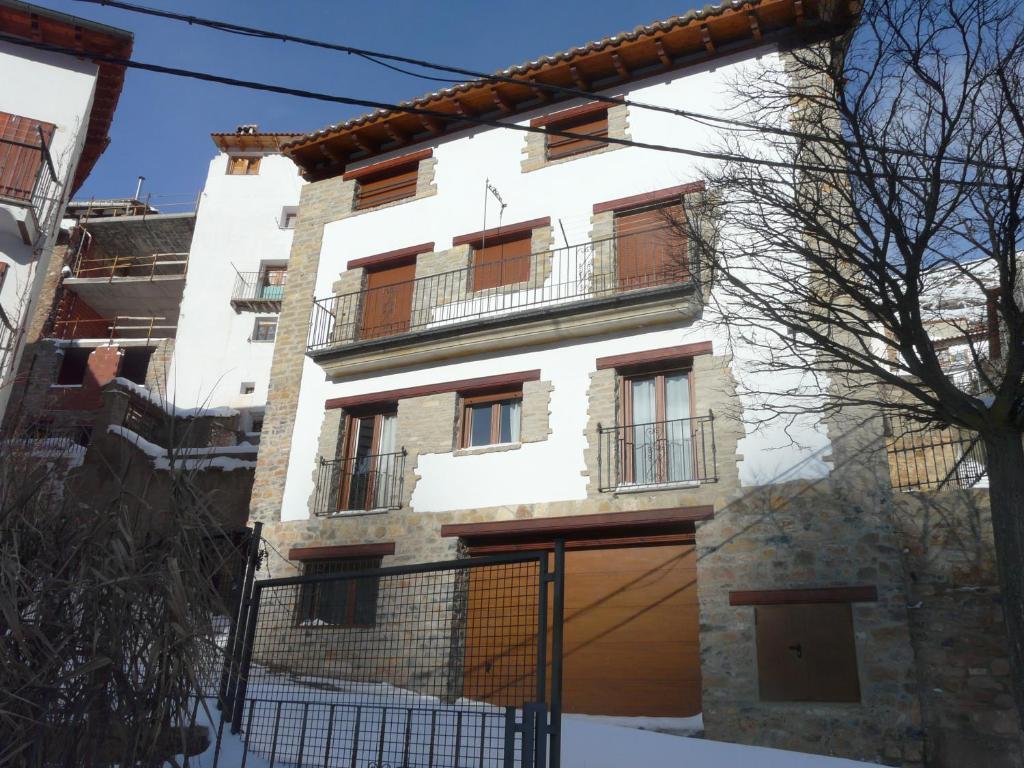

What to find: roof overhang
left=284, top=0, right=859, bottom=180
left=0, top=0, right=133, bottom=194
left=211, top=132, right=305, bottom=154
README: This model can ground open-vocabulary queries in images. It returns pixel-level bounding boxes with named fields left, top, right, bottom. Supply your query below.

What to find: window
left=240, top=381, right=255, bottom=395
left=338, top=410, right=401, bottom=511
left=755, top=603, right=861, bottom=702
left=470, top=231, right=532, bottom=291
left=227, top=155, right=261, bottom=175
left=250, top=415, right=264, bottom=433
left=296, top=556, right=382, bottom=627
left=620, top=368, right=693, bottom=485
left=544, top=106, right=608, bottom=161
left=614, top=201, right=687, bottom=290
left=119, top=347, right=154, bottom=385
left=353, top=161, right=419, bottom=210
left=280, top=206, right=298, bottom=229
left=56, top=348, right=92, bottom=385
left=0, top=111, right=56, bottom=201
left=259, top=265, right=287, bottom=300
left=251, top=317, right=277, bottom=342
left=460, top=390, right=522, bottom=448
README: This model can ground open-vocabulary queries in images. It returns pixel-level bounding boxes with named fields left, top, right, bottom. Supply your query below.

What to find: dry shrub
left=0, top=425, right=245, bottom=766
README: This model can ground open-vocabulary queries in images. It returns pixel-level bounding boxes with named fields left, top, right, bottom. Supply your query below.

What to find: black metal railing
left=232, top=271, right=287, bottom=304
left=313, top=450, right=407, bottom=515
left=0, top=128, right=61, bottom=233
left=597, top=413, right=717, bottom=492
left=307, top=231, right=691, bottom=353
left=886, top=418, right=988, bottom=491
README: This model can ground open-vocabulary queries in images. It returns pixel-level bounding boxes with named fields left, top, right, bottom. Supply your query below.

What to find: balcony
left=50, top=314, right=177, bottom=341
left=0, top=130, right=61, bottom=243
left=312, top=450, right=406, bottom=516
left=307, top=232, right=699, bottom=375
left=231, top=271, right=286, bottom=312
left=70, top=251, right=189, bottom=280
left=886, top=417, right=988, bottom=491
left=597, top=413, right=717, bottom=492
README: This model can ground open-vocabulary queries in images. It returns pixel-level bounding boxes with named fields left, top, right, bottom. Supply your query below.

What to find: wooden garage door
left=464, top=543, right=701, bottom=717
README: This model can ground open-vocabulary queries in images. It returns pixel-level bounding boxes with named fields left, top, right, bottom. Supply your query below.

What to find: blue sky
left=38, top=0, right=682, bottom=202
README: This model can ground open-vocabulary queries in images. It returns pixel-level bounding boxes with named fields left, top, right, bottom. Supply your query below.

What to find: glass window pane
left=664, top=372, right=691, bottom=421
left=501, top=401, right=521, bottom=443
left=470, top=404, right=492, bottom=446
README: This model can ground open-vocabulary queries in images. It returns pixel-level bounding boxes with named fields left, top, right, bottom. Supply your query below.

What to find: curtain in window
left=631, top=378, right=657, bottom=484
left=505, top=401, right=521, bottom=443
left=374, top=414, right=398, bottom=508
left=665, top=372, right=693, bottom=482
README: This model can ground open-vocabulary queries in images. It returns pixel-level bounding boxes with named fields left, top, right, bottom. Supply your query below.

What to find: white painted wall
left=168, top=151, right=303, bottom=415
left=273, top=46, right=834, bottom=521
left=0, top=41, right=99, bottom=420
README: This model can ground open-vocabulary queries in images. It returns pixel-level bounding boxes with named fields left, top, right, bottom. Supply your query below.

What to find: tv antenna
left=481, top=178, right=507, bottom=249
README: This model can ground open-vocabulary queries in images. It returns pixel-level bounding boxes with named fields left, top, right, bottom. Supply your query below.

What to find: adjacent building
left=0, top=0, right=132, bottom=421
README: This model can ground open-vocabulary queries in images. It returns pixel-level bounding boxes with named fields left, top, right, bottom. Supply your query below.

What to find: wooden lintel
left=569, top=65, right=589, bottom=91
left=491, top=88, right=514, bottom=114
left=418, top=114, right=443, bottom=135
left=700, top=24, right=715, bottom=53
left=655, top=39, right=672, bottom=68
left=611, top=53, right=629, bottom=79
left=748, top=10, right=762, bottom=40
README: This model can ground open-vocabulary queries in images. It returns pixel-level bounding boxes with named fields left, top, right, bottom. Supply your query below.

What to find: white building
left=167, top=129, right=304, bottom=435
left=0, top=0, right=132, bottom=421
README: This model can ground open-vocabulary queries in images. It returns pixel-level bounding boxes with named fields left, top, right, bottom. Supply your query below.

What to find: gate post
left=231, top=584, right=263, bottom=733
left=549, top=540, right=565, bottom=768
left=218, top=521, right=262, bottom=716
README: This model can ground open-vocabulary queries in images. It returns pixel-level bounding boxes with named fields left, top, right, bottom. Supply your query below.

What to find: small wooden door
left=359, top=262, right=415, bottom=339
left=615, top=202, right=687, bottom=291
left=0, top=112, right=55, bottom=202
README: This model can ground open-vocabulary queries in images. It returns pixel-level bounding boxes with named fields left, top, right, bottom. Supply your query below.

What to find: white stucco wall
left=167, top=151, right=304, bottom=415
left=0, top=41, right=99, bottom=420
left=276, top=45, right=834, bottom=522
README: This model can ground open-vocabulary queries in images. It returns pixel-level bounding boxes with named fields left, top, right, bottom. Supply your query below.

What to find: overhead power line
left=69, top=0, right=1021, bottom=175
left=0, top=31, right=1011, bottom=188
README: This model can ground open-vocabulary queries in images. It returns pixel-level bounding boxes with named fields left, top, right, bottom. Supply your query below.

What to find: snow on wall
left=167, top=152, right=303, bottom=413
left=107, top=425, right=256, bottom=472
left=0, top=41, right=100, bottom=421
left=277, top=46, right=834, bottom=522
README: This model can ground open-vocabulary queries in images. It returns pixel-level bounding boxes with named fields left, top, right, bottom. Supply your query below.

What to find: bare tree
left=684, top=0, right=1024, bottom=718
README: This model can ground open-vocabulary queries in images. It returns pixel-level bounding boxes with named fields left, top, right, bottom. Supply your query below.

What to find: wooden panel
left=453, top=217, right=551, bottom=247
left=615, top=202, right=688, bottom=290
left=289, top=542, right=396, bottom=561
left=359, top=262, right=415, bottom=339
left=593, top=181, right=705, bottom=214
left=730, top=585, right=878, bottom=606
left=545, top=108, right=608, bottom=160
left=472, top=234, right=532, bottom=290
left=355, top=164, right=418, bottom=209
left=595, top=341, right=713, bottom=370
left=464, top=542, right=702, bottom=717
left=755, top=603, right=861, bottom=702
left=0, top=111, right=55, bottom=201
left=347, top=242, right=434, bottom=271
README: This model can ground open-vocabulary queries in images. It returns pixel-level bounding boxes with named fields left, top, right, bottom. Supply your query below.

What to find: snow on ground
left=178, top=666, right=883, bottom=768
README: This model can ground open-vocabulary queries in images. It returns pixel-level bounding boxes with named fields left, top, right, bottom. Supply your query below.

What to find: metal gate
left=217, top=544, right=564, bottom=768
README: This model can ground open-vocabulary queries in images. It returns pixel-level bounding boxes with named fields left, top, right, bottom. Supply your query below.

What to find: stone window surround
left=340, top=148, right=438, bottom=216
left=521, top=100, right=630, bottom=173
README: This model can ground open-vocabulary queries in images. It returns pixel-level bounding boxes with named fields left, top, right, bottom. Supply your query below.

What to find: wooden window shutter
left=355, top=163, right=419, bottom=210
left=359, top=262, right=416, bottom=339
left=472, top=233, right=532, bottom=291
left=546, top=108, right=608, bottom=160
left=0, top=111, right=56, bottom=202
left=614, top=201, right=688, bottom=290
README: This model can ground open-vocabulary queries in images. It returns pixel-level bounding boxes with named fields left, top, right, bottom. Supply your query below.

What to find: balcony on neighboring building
left=885, top=416, right=988, bottom=492
left=307, top=230, right=700, bottom=375
left=49, top=313, right=177, bottom=341
left=597, top=412, right=718, bottom=492
left=312, top=450, right=407, bottom=516
left=231, top=267, right=287, bottom=312
left=0, top=126, right=62, bottom=244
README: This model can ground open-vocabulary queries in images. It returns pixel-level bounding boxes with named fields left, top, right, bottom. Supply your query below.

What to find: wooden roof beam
left=655, top=39, right=673, bottom=68
left=700, top=24, right=715, bottom=54
left=611, top=53, right=630, bottom=79
left=794, top=0, right=805, bottom=25
left=453, top=97, right=475, bottom=117
left=384, top=122, right=409, bottom=145
left=748, top=10, right=763, bottom=40
left=491, top=88, right=514, bottom=114
left=529, top=77, right=552, bottom=104
left=418, top=113, right=444, bottom=135
left=569, top=65, right=589, bottom=91
left=350, top=132, right=374, bottom=155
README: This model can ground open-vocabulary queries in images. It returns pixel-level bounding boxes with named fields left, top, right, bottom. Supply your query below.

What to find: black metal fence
left=312, top=451, right=407, bottom=516
left=219, top=548, right=564, bottom=768
left=232, top=272, right=287, bottom=305
left=307, top=231, right=691, bottom=354
left=597, top=412, right=717, bottom=492
left=886, top=417, right=988, bottom=491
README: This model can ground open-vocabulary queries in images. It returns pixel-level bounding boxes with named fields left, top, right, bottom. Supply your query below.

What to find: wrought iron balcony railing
left=597, top=413, right=717, bottom=492
left=886, top=417, right=988, bottom=492
left=232, top=271, right=287, bottom=310
left=313, top=450, right=407, bottom=516
left=0, top=128, right=61, bottom=234
left=307, top=232, right=691, bottom=354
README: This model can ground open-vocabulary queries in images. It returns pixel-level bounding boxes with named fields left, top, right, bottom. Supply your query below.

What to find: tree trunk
left=983, top=429, right=1024, bottom=731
